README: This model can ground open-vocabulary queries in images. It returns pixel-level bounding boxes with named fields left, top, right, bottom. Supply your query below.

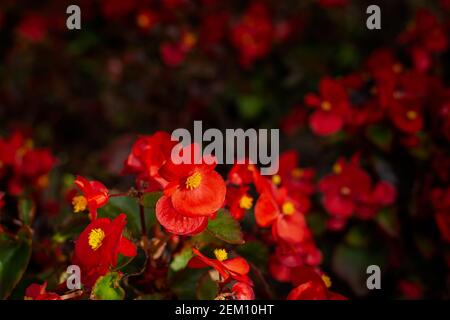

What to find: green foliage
left=0, top=226, right=32, bottom=299
left=207, top=209, right=244, bottom=245
left=196, top=273, right=219, bottom=300
left=92, top=272, right=125, bottom=300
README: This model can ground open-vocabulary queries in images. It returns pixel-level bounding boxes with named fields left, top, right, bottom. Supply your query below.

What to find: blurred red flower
left=123, top=131, right=176, bottom=190
left=305, top=77, right=350, bottom=136
left=230, top=2, right=274, bottom=68
left=287, top=267, right=346, bottom=300
left=255, top=186, right=311, bottom=244
left=16, top=13, right=47, bottom=42
left=319, top=155, right=396, bottom=228
left=226, top=185, right=253, bottom=220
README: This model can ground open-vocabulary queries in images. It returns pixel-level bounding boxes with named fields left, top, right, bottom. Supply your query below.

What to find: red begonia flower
left=72, top=175, right=109, bottom=220
left=232, top=282, right=255, bottom=300
left=25, top=282, right=61, bottom=300
left=72, top=213, right=136, bottom=287
left=159, top=143, right=226, bottom=217
left=389, top=102, right=423, bottom=134
left=255, top=186, right=311, bottom=244
left=123, top=131, right=176, bottom=190
left=226, top=185, right=253, bottom=220
left=230, top=2, right=274, bottom=68
left=305, top=77, right=350, bottom=136
left=189, top=248, right=253, bottom=285
left=271, top=150, right=315, bottom=197
left=227, top=162, right=260, bottom=186
left=287, top=267, right=346, bottom=300
left=156, top=195, right=208, bottom=236
left=318, top=156, right=371, bottom=218
left=319, top=155, right=396, bottom=227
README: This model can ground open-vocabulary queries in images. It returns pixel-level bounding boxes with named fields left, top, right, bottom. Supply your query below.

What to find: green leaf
left=196, top=273, right=219, bottom=300
left=170, top=268, right=204, bottom=299
left=376, top=208, right=399, bottom=237
left=237, top=95, right=264, bottom=120
left=91, top=272, right=125, bottom=300
left=170, top=245, right=194, bottom=272
left=332, top=243, right=386, bottom=297
left=0, top=226, right=32, bottom=299
left=119, top=246, right=147, bottom=276
left=235, top=241, right=268, bottom=271
left=140, top=192, right=162, bottom=209
left=98, top=196, right=155, bottom=238
left=367, top=125, right=393, bottom=151
left=18, top=198, right=35, bottom=226
left=207, top=209, right=244, bottom=245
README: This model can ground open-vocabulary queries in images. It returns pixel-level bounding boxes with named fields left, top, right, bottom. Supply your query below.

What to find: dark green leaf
left=207, top=209, right=244, bottom=245
left=18, top=198, right=36, bottom=226
left=0, top=226, right=32, bottom=299
left=196, top=273, right=219, bottom=300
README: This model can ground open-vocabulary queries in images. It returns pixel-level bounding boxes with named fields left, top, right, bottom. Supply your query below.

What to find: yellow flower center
left=322, top=274, right=332, bottom=288
left=88, top=228, right=105, bottom=251
left=239, top=195, right=253, bottom=210
left=333, top=163, right=342, bottom=174
left=282, top=202, right=295, bottom=215
left=406, top=110, right=418, bottom=120
left=37, top=175, right=49, bottom=188
left=392, top=63, right=402, bottom=74
left=72, top=195, right=87, bottom=213
left=291, top=168, right=303, bottom=178
left=137, top=14, right=151, bottom=28
left=340, top=186, right=351, bottom=196
left=214, top=249, right=228, bottom=262
left=272, top=174, right=282, bottom=186
left=321, top=101, right=332, bottom=111
left=185, top=172, right=202, bottom=190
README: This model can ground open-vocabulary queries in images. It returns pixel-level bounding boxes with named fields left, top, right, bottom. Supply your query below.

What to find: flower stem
left=139, top=203, right=147, bottom=237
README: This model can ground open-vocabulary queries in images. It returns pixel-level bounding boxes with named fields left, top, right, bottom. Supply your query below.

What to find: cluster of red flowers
left=318, top=154, right=396, bottom=230
left=290, top=9, right=448, bottom=148
left=0, top=131, right=56, bottom=196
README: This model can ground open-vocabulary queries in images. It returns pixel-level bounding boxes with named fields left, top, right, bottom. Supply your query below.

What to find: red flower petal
left=222, top=257, right=250, bottom=275
left=254, top=192, right=279, bottom=227
left=324, top=193, right=355, bottom=218
left=171, top=170, right=226, bottom=217
left=287, top=281, right=328, bottom=300
left=156, top=196, right=208, bottom=235
left=310, top=110, right=343, bottom=136
left=273, top=213, right=308, bottom=244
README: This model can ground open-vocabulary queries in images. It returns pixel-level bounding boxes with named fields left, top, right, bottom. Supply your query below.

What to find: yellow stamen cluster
left=282, top=202, right=295, bottom=215
left=392, top=63, right=403, bottom=74
left=333, top=163, right=342, bottom=174
left=291, top=168, right=303, bottom=178
left=406, top=110, right=418, bottom=120
left=185, top=172, right=202, bottom=190
left=272, top=174, right=282, bottom=186
left=214, top=249, right=228, bottom=262
left=72, top=195, right=87, bottom=213
left=88, top=228, right=105, bottom=251
left=322, top=274, right=332, bottom=288
left=321, top=101, right=332, bottom=111
left=239, top=195, right=253, bottom=210
left=340, top=186, right=351, bottom=196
